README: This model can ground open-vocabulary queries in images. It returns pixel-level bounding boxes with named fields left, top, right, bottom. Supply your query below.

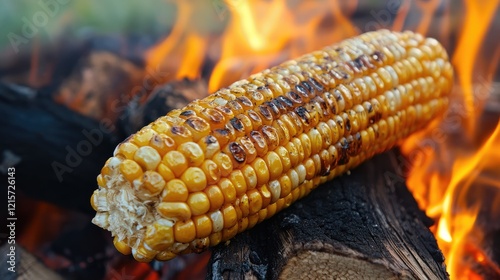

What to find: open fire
left=2, top=0, right=499, bottom=279
left=143, top=0, right=499, bottom=278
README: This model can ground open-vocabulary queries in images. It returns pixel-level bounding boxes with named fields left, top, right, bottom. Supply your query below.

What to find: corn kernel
left=162, top=151, right=187, bottom=177
left=201, top=160, right=221, bottom=185
left=218, top=178, right=236, bottom=204
left=178, top=142, right=205, bottom=167
left=157, top=163, right=175, bottom=182
left=162, top=179, right=188, bottom=202
left=137, top=171, right=166, bottom=198
left=279, top=175, right=292, bottom=198
left=132, top=128, right=154, bottom=146
left=198, top=135, right=220, bottom=159
left=181, top=167, right=207, bottom=192
left=134, top=146, right=161, bottom=171
left=222, top=205, right=237, bottom=229
left=174, top=220, right=196, bottom=243
left=222, top=223, right=238, bottom=241
left=268, top=180, right=281, bottom=203
left=187, top=192, right=210, bottom=215
left=210, top=210, right=224, bottom=232
left=252, top=158, right=270, bottom=186
left=158, top=202, right=191, bottom=221
left=212, top=152, right=233, bottom=177
left=144, top=221, right=174, bottom=251
left=115, top=142, right=138, bottom=159
left=113, top=236, right=131, bottom=255
left=149, top=134, right=176, bottom=156
left=259, top=184, right=272, bottom=209
left=193, top=215, right=213, bottom=238
left=275, top=146, right=291, bottom=173
left=156, top=251, right=177, bottom=261
left=264, top=151, right=283, bottom=181
left=266, top=203, right=277, bottom=219
left=247, top=189, right=263, bottom=215
left=238, top=217, right=249, bottom=233
left=119, top=159, right=143, bottom=182
left=204, top=185, right=224, bottom=212
left=229, top=170, right=247, bottom=196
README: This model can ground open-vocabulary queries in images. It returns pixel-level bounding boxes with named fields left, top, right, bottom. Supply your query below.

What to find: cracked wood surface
left=207, top=150, right=448, bottom=280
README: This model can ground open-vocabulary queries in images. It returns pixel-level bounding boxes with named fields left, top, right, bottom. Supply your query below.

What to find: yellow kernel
left=264, top=151, right=283, bottom=181
left=133, top=243, right=156, bottom=262
left=275, top=146, right=291, bottom=173
left=238, top=217, right=249, bottom=233
left=201, top=160, right=221, bottom=185
left=279, top=175, right=292, bottom=198
left=178, top=142, right=205, bottom=167
left=156, top=251, right=177, bottom=261
left=119, top=159, right=143, bottom=182
left=238, top=194, right=250, bottom=217
left=266, top=203, right=277, bottom=219
left=304, top=158, right=316, bottom=180
left=292, top=137, right=305, bottom=163
left=166, top=125, right=193, bottom=145
left=229, top=170, right=247, bottom=196
left=113, top=236, right=131, bottom=255
left=257, top=208, right=267, bottom=223
left=181, top=167, right=207, bottom=192
left=193, top=215, right=213, bottom=238
left=163, top=151, right=188, bottom=177
left=252, top=158, right=270, bottom=186
left=239, top=137, right=257, bottom=163
left=222, top=205, right=237, bottom=228
left=298, top=133, right=312, bottom=159
left=241, top=165, right=258, bottom=190
left=268, top=180, right=281, bottom=203
left=184, top=116, right=211, bottom=142
left=157, top=163, right=175, bottom=182
left=248, top=213, right=259, bottom=229
left=248, top=189, right=263, bottom=215
left=222, top=224, right=239, bottom=241
left=285, top=142, right=299, bottom=167
left=187, top=192, right=210, bottom=215
left=97, top=174, right=106, bottom=187
left=174, top=220, right=196, bottom=243
left=209, top=232, right=222, bottom=247
left=158, top=202, right=191, bottom=220
left=144, top=221, right=174, bottom=251
left=162, top=179, right=189, bottom=202
left=212, top=152, right=233, bottom=177
left=151, top=120, right=171, bottom=134
left=259, top=184, right=272, bottom=209
left=115, top=142, right=138, bottom=159
left=132, top=128, right=154, bottom=146
left=139, top=171, right=166, bottom=197
left=218, top=178, right=237, bottom=204
left=204, top=185, right=224, bottom=211
left=134, top=146, right=161, bottom=171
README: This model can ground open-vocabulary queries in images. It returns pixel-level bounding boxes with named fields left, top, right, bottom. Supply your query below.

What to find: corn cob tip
left=91, top=29, right=453, bottom=262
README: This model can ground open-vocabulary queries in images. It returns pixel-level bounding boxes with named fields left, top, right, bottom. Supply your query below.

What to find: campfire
left=1, top=0, right=498, bottom=279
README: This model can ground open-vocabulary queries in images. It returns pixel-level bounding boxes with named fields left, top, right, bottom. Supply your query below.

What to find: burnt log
left=207, top=150, right=448, bottom=279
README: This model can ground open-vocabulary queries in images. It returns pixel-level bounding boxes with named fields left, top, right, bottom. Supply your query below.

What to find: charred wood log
left=207, top=150, right=448, bottom=279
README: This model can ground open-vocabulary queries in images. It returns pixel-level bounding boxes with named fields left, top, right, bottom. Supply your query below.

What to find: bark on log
left=207, top=150, right=448, bottom=280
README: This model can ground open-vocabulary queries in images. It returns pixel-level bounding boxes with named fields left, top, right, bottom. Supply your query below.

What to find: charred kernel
left=174, top=220, right=196, bottom=243
left=185, top=117, right=211, bottom=141
left=158, top=202, right=191, bottom=221
left=212, top=152, right=233, bottom=177
left=198, top=135, right=220, bottom=159
left=238, top=137, right=257, bottom=163
left=295, top=106, right=310, bottom=124
left=247, top=110, right=263, bottom=129
left=134, top=146, right=161, bottom=171
left=309, top=77, right=324, bottom=92
left=252, top=158, right=270, bottom=186
left=193, top=215, right=213, bottom=238
left=319, top=149, right=332, bottom=175
left=178, top=142, right=205, bottom=167
left=298, top=81, right=312, bottom=99
left=334, top=115, right=345, bottom=137
left=119, top=159, right=143, bottom=182
left=288, top=111, right=304, bottom=135
left=287, top=91, right=303, bottom=104
left=163, top=151, right=188, bottom=177
left=218, top=178, right=237, bottom=204
left=180, top=110, right=196, bottom=118
left=241, top=165, right=258, bottom=190
left=162, top=179, right=189, bottom=202
left=226, top=142, right=247, bottom=166
left=227, top=100, right=244, bottom=115
left=201, top=160, right=221, bottom=185
left=275, top=146, right=292, bottom=173
left=229, top=117, right=245, bottom=132
left=149, top=134, right=176, bottom=156
left=328, top=145, right=339, bottom=170
left=215, top=106, right=235, bottom=120
left=336, top=138, right=350, bottom=165
left=261, top=125, right=280, bottom=151
left=116, top=142, right=138, bottom=159
left=276, top=95, right=294, bottom=108
left=200, top=108, right=226, bottom=130
left=250, top=131, right=269, bottom=156
left=264, top=151, right=283, bottom=181
left=187, top=192, right=210, bottom=215
left=213, top=129, right=231, bottom=147
left=316, top=122, right=332, bottom=149
left=166, top=125, right=192, bottom=145
left=271, top=98, right=287, bottom=114
left=229, top=170, right=247, bottom=196
left=181, top=167, right=207, bottom=192
left=258, top=104, right=274, bottom=125
left=236, top=96, right=253, bottom=109
left=222, top=205, right=238, bottom=228
left=204, top=185, right=224, bottom=211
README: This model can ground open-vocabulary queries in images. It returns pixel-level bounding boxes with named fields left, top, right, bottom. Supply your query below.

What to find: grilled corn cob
left=91, top=29, right=453, bottom=262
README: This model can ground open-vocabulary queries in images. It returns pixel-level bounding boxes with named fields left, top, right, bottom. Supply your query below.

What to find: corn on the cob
left=91, top=29, right=453, bottom=262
